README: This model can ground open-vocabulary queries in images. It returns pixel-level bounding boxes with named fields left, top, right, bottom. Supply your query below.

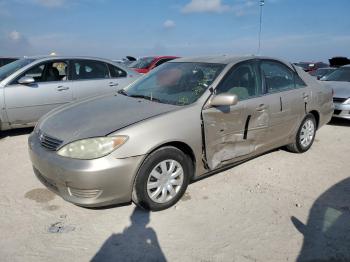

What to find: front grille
left=334, top=110, right=341, bottom=115
left=38, top=131, right=63, bottom=151
left=333, top=97, right=347, bottom=103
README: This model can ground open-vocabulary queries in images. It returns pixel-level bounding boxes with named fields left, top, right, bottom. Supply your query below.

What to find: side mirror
left=210, top=93, right=238, bottom=107
left=18, top=76, right=35, bottom=85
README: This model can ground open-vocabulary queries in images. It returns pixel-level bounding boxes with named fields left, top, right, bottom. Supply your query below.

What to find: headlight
left=57, top=136, right=128, bottom=159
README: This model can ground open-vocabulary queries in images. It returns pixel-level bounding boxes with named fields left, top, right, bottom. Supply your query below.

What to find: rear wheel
left=132, top=146, right=192, bottom=211
left=286, top=114, right=316, bottom=153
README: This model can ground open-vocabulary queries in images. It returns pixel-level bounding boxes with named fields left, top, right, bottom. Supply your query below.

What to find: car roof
left=0, top=56, right=19, bottom=59
left=22, top=55, right=116, bottom=63
left=171, top=55, right=291, bottom=66
left=137, top=56, right=179, bottom=60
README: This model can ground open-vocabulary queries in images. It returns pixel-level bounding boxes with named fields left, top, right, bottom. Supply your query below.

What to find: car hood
left=322, top=81, right=350, bottom=98
left=38, top=94, right=180, bottom=144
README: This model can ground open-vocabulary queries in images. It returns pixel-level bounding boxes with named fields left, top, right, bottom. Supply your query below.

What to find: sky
left=0, top=0, right=349, bottom=62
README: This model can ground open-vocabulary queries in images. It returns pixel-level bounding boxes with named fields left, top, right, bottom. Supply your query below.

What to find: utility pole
left=258, top=0, right=264, bottom=55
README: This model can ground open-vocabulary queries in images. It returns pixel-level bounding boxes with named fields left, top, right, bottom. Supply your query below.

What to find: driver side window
left=12, top=61, right=68, bottom=84
left=19, top=64, right=45, bottom=83
left=216, top=61, right=261, bottom=101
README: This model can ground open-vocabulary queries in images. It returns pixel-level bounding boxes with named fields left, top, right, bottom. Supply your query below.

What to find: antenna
left=258, top=0, right=265, bottom=55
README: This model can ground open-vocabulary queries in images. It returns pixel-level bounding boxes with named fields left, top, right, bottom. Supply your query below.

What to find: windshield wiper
left=128, top=94, right=163, bottom=103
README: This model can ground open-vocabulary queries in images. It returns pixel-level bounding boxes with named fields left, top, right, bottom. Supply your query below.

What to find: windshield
left=128, top=57, right=155, bottom=69
left=122, top=62, right=225, bottom=106
left=322, top=67, right=350, bottom=82
left=0, top=58, right=35, bottom=81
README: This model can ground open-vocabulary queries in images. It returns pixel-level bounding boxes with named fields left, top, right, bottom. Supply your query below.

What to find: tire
left=132, top=146, right=192, bottom=211
left=286, top=114, right=316, bottom=153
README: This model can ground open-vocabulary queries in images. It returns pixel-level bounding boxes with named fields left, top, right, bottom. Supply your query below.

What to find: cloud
left=181, top=0, right=260, bottom=16
left=8, top=31, right=21, bottom=41
left=181, top=0, right=230, bottom=13
left=0, top=30, right=32, bottom=56
left=163, top=19, right=176, bottom=29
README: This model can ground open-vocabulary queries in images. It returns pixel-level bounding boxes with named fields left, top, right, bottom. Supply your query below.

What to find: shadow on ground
left=92, top=207, right=166, bottom=262
left=0, top=127, right=33, bottom=139
left=327, top=118, right=350, bottom=127
left=292, top=178, right=350, bottom=262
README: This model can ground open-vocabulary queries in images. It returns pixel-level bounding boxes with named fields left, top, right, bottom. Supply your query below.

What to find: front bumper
left=333, top=102, right=350, bottom=119
left=28, top=133, right=145, bottom=207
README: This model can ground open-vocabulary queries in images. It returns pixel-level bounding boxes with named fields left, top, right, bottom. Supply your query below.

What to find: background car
left=294, top=61, right=329, bottom=76
left=29, top=55, right=333, bottom=211
left=0, top=57, right=18, bottom=68
left=0, top=56, right=140, bottom=131
left=320, top=65, right=350, bottom=119
left=329, top=56, right=350, bottom=67
left=313, top=67, right=336, bottom=79
left=113, top=56, right=137, bottom=67
left=128, top=56, right=179, bottom=74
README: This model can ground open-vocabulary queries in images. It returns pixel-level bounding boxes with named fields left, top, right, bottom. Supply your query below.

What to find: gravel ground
left=0, top=118, right=349, bottom=262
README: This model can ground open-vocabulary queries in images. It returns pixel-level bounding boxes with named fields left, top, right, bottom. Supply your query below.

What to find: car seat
left=45, top=67, right=60, bottom=82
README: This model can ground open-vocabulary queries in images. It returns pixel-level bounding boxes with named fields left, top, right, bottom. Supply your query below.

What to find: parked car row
left=128, top=56, right=179, bottom=74
left=26, top=55, right=334, bottom=211
left=320, top=65, right=350, bottom=120
left=0, top=56, right=140, bottom=130
left=295, top=56, right=350, bottom=80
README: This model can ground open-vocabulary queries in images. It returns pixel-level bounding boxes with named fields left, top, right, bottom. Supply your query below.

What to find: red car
left=128, top=56, right=179, bottom=74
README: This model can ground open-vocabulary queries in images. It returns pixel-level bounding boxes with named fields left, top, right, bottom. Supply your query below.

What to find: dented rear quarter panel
left=297, top=67, right=334, bottom=127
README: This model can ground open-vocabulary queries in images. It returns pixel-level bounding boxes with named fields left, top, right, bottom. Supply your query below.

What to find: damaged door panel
left=202, top=96, right=270, bottom=170
left=202, top=101, right=246, bottom=169
left=202, top=60, right=269, bottom=170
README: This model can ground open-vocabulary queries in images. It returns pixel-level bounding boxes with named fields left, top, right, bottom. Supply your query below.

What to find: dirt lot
left=0, top=118, right=349, bottom=262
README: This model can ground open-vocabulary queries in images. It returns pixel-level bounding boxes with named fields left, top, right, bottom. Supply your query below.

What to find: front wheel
left=132, top=146, right=192, bottom=211
left=286, top=114, right=316, bottom=153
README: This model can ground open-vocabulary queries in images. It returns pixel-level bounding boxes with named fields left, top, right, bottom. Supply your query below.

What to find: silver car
left=320, top=65, right=350, bottom=119
left=0, top=56, right=139, bottom=131
left=29, top=56, right=334, bottom=211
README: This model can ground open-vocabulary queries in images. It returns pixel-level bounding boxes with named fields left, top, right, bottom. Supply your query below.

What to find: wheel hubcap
left=147, top=159, right=184, bottom=204
left=300, top=119, right=315, bottom=148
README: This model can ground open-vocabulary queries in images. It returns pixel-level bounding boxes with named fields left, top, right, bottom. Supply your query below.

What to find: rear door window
left=260, top=60, right=295, bottom=93
left=71, top=60, right=110, bottom=80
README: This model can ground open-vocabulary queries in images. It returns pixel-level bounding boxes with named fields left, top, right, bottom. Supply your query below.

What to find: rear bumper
left=28, top=132, right=145, bottom=207
left=333, top=102, right=350, bottom=120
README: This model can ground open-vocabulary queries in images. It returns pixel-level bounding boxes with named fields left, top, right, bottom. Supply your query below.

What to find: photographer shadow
left=292, top=178, right=350, bottom=262
left=92, top=207, right=166, bottom=262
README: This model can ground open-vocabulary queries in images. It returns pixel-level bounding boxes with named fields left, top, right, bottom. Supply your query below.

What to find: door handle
left=303, top=93, right=309, bottom=99
left=109, top=82, right=119, bottom=87
left=256, top=104, right=267, bottom=111
left=57, top=86, right=70, bottom=91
